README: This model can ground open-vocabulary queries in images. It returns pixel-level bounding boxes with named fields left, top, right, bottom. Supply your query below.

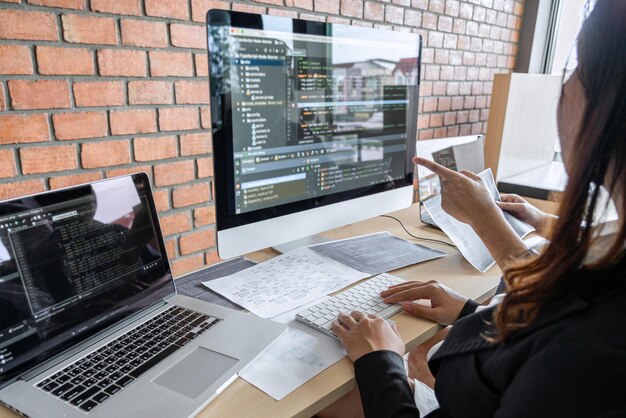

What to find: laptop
left=0, top=173, right=286, bottom=417
left=416, top=135, right=484, bottom=228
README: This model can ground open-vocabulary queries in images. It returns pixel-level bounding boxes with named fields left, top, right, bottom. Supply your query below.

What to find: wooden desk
left=0, top=204, right=503, bottom=418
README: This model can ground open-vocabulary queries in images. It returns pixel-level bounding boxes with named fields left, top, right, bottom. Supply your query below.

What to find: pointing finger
left=413, top=157, right=458, bottom=180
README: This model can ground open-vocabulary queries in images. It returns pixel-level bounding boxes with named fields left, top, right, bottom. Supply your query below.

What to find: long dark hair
left=492, top=0, right=626, bottom=343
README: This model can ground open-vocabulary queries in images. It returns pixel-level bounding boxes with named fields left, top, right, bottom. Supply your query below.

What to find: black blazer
left=354, top=260, right=626, bottom=417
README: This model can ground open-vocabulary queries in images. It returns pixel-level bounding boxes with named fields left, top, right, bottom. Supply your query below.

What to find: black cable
left=379, top=214, right=457, bottom=248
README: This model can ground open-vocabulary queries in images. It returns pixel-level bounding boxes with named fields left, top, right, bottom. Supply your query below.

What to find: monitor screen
left=0, top=174, right=174, bottom=387
left=208, top=11, right=421, bottom=229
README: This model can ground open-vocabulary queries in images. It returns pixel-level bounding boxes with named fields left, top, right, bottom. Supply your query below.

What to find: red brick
left=62, top=14, right=117, bottom=45
left=145, top=0, right=189, bottom=20
left=110, top=109, right=157, bottom=136
left=91, top=0, right=141, bottom=15
left=159, top=108, right=199, bottom=132
left=315, top=0, right=339, bottom=13
left=194, top=205, right=215, bottom=227
left=385, top=5, right=403, bottom=24
left=268, top=8, right=298, bottom=18
left=364, top=1, right=383, bottom=20
left=200, top=107, right=211, bottom=129
left=0, top=114, right=49, bottom=144
left=27, top=0, right=85, bottom=9
left=175, top=81, right=210, bottom=105
left=285, top=0, right=313, bottom=9
left=197, top=157, right=213, bottom=178
left=179, top=229, right=215, bottom=255
left=98, top=49, right=147, bottom=77
left=154, top=160, right=195, bottom=186
left=172, top=182, right=210, bottom=208
left=191, top=0, right=229, bottom=22
left=159, top=211, right=192, bottom=236
left=36, top=46, right=94, bottom=76
left=128, top=81, right=173, bottom=105
left=300, top=13, right=326, bottom=22
left=195, top=54, right=208, bottom=77
left=181, top=133, right=211, bottom=156
left=0, top=9, right=58, bottom=41
left=49, top=172, right=102, bottom=189
left=53, top=111, right=107, bottom=140
left=121, top=19, right=168, bottom=48
left=74, top=81, right=125, bottom=107
left=0, top=84, right=4, bottom=111
left=0, top=45, right=33, bottom=75
left=171, top=254, right=204, bottom=277
left=149, top=51, right=194, bottom=77
left=205, top=250, right=221, bottom=265
left=105, top=165, right=151, bottom=178
left=81, top=140, right=131, bottom=169
left=0, top=150, right=16, bottom=179
left=171, top=24, right=206, bottom=50
left=165, top=238, right=177, bottom=259
left=8, top=80, right=70, bottom=110
left=134, top=136, right=178, bottom=161
left=0, top=180, right=45, bottom=201
left=20, top=145, right=77, bottom=174
left=153, top=189, right=170, bottom=212
left=231, top=3, right=265, bottom=13
left=341, top=0, right=363, bottom=17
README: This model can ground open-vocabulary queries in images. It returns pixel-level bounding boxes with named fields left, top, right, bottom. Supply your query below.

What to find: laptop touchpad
left=154, top=347, right=238, bottom=399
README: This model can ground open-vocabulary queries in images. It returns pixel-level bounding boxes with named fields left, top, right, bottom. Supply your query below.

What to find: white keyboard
left=295, top=273, right=405, bottom=339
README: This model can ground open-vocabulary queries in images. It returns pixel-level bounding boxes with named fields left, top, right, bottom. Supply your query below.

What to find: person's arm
left=354, top=350, right=422, bottom=418
left=494, top=343, right=626, bottom=417
left=413, top=158, right=529, bottom=270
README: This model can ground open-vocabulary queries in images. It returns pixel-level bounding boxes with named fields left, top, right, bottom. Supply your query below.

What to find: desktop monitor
left=207, top=10, right=422, bottom=259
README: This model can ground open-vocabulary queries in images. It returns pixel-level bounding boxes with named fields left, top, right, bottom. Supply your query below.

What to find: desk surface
left=0, top=201, right=558, bottom=418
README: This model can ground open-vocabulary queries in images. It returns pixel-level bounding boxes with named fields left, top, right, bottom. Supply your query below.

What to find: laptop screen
left=0, top=173, right=174, bottom=387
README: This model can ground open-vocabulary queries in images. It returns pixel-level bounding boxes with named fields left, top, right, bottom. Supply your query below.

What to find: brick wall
left=0, top=0, right=524, bottom=277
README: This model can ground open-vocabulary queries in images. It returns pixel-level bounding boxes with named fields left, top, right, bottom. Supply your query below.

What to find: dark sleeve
left=455, top=299, right=479, bottom=321
left=353, top=350, right=420, bottom=418
left=495, top=342, right=626, bottom=417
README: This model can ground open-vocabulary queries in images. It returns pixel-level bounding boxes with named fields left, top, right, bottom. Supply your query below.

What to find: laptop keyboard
left=36, top=306, right=220, bottom=412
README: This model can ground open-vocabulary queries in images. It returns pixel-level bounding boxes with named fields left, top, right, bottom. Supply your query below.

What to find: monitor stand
left=272, top=234, right=333, bottom=254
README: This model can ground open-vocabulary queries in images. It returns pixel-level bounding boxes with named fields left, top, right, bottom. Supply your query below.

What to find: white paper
left=203, top=247, right=369, bottom=318
left=424, top=169, right=534, bottom=272
left=239, top=320, right=345, bottom=400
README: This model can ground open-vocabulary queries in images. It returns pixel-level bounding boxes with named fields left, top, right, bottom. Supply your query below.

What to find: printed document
left=175, top=257, right=255, bottom=310
left=239, top=297, right=345, bottom=400
left=310, top=232, right=446, bottom=275
left=424, top=169, right=534, bottom=272
left=203, top=247, right=369, bottom=318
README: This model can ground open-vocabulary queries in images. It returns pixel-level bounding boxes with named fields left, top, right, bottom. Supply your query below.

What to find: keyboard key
left=69, top=387, right=99, bottom=406
left=41, top=381, right=59, bottom=392
left=61, top=385, right=85, bottom=401
left=51, top=383, right=74, bottom=397
left=79, top=400, right=98, bottom=412
left=83, top=378, right=97, bottom=388
left=70, top=375, right=86, bottom=385
left=104, top=384, right=121, bottom=396
left=55, top=374, right=71, bottom=384
left=92, top=392, right=110, bottom=404
left=116, top=376, right=134, bottom=387
left=97, top=378, right=113, bottom=389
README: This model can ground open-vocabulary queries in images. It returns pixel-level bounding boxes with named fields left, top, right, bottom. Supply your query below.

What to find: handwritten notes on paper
left=203, top=247, right=369, bottom=318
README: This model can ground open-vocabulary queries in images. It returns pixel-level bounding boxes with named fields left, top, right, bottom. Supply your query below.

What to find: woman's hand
left=413, top=157, right=500, bottom=229
left=332, top=311, right=405, bottom=362
left=497, top=194, right=557, bottom=237
left=381, top=281, right=467, bottom=325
